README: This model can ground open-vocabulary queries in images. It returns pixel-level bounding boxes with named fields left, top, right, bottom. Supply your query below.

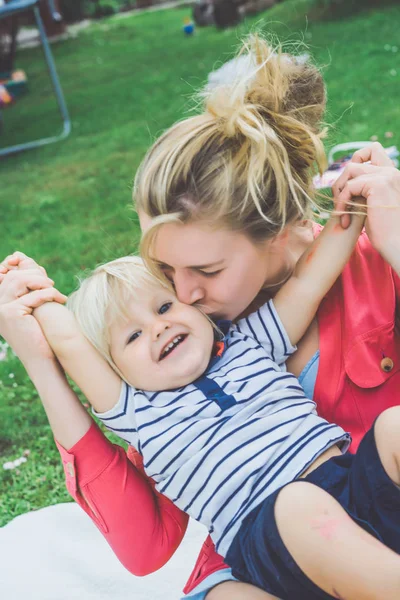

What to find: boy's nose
left=153, top=318, right=171, bottom=340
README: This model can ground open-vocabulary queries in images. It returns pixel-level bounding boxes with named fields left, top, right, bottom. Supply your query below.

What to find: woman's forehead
left=149, top=221, right=241, bottom=267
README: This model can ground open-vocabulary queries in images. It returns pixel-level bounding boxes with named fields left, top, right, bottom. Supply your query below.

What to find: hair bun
left=134, top=34, right=328, bottom=254
left=204, top=36, right=326, bottom=146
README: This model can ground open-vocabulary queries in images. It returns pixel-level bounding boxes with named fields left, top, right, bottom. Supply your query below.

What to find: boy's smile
left=109, top=283, right=215, bottom=391
left=159, top=333, right=187, bottom=361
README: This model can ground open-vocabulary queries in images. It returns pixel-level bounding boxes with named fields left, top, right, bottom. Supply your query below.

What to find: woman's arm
left=58, top=420, right=189, bottom=575
left=26, top=353, right=189, bottom=575
left=0, top=259, right=189, bottom=574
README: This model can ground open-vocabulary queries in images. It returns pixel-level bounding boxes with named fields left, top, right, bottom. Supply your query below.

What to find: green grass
left=1, top=0, right=400, bottom=526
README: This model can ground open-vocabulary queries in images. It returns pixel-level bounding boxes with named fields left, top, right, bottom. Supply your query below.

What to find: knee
left=374, top=407, right=400, bottom=484
left=375, top=406, right=400, bottom=437
left=374, top=407, right=400, bottom=457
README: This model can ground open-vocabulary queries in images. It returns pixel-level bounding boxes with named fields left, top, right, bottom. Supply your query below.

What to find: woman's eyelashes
left=159, top=265, right=173, bottom=281
left=198, top=269, right=223, bottom=278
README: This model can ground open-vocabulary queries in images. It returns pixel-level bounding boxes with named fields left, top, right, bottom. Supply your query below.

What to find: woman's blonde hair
left=135, top=35, right=327, bottom=270
left=67, top=256, right=169, bottom=377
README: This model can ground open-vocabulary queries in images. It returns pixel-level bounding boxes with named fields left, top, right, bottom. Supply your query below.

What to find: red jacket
left=56, top=230, right=400, bottom=593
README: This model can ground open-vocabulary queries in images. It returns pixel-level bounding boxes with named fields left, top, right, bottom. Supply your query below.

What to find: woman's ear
left=138, top=211, right=152, bottom=233
left=268, top=228, right=291, bottom=252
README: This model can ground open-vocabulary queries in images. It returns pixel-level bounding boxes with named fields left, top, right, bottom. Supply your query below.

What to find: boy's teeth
left=161, top=335, right=184, bottom=359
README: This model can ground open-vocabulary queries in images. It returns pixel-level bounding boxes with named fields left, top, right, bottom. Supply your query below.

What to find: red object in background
left=0, top=83, right=13, bottom=107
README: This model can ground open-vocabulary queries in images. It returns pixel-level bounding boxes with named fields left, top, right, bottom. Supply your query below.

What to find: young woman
left=1, top=37, right=400, bottom=600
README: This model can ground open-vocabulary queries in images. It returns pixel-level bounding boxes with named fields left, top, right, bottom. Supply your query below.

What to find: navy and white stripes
left=94, top=300, right=350, bottom=557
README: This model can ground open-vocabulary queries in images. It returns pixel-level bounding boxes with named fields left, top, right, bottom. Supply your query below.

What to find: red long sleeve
left=56, top=422, right=189, bottom=576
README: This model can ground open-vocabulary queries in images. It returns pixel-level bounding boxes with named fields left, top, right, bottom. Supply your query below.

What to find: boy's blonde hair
left=136, top=35, right=327, bottom=277
left=67, top=256, right=170, bottom=375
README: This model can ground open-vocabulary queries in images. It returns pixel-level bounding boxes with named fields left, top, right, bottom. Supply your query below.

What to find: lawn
left=1, top=0, right=400, bottom=526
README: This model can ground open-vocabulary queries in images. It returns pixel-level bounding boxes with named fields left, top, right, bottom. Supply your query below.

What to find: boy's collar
left=215, top=319, right=231, bottom=337
left=212, top=319, right=231, bottom=358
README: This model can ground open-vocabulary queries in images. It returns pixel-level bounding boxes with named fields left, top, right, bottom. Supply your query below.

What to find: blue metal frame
left=0, top=0, right=71, bottom=157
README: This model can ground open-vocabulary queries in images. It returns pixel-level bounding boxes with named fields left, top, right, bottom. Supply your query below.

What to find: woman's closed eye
left=197, top=269, right=223, bottom=278
left=159, top=265, right=173, bottom=281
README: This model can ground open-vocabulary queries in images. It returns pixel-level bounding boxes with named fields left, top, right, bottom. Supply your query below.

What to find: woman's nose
left=173, top=271, right=204, bottom=305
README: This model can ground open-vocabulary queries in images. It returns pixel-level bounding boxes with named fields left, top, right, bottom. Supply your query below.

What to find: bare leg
left=374, top=406, right=400, bottom=486
left=275, top=480, right=400, bottom=599
left=206, top=581, right=280, bottom=600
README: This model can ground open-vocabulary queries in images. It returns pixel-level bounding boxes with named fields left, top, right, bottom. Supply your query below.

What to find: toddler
left=32, top=212, right=400, bottom=600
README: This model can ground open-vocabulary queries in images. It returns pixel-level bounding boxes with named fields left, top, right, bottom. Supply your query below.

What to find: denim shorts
left=182, top=568, right=237, bottom=600
left=225, top=423, right=400, bottom=600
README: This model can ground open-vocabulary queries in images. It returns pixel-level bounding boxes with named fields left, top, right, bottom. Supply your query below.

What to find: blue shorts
left=225, top=423, right=400, bottom=600
left=182, top=568, right=237, bottom=600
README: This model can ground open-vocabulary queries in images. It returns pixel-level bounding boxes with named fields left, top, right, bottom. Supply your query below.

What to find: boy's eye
left=127, top=331, right=141, bottom=344
left=159, top=302, right=172, bottom=315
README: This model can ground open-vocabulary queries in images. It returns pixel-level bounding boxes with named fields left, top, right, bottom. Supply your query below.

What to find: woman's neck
left=238, top=221, right=315, bottom=319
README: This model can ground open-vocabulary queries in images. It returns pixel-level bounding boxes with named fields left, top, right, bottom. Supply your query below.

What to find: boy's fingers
left=19, top=287, right=68, bottom=310
left=335, top=176, right=371, bottom=209
left=332, top=162, right=379, bottom=199
left=332, top=164, right=379, bottom=228
left=339, top=212, right=351, bottom=229
left=333, top=193, right=351, bottom=229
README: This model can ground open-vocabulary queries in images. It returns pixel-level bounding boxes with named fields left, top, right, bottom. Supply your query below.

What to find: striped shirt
left=95, top=300, right=350, bottom=557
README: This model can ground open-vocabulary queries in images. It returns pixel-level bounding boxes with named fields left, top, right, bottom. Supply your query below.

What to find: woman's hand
left=332, top=143, right=400, bottom=274
left=0, top=252, right=66, bottom=367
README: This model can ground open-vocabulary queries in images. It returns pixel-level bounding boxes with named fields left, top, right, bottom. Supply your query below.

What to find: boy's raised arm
left=274, top=212, right=365, bottom=346
left=34, top=302, right=121, bottom=414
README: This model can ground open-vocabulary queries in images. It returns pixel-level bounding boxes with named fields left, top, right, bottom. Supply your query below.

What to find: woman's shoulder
left=319, top=225, right=397, bottom=338
left=349, top=228, right=395, bottom=280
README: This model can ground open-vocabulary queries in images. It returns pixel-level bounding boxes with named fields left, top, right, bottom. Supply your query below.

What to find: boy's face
left=109, top=283, right=215, bottom=391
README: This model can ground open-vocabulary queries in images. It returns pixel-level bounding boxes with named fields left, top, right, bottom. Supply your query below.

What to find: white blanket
left=0, top=503, right=207, bottom=599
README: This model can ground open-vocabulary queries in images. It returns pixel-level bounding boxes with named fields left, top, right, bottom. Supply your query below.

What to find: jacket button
left=66, top=462, right=75, bottom=477
left=380, top=357, right=394, bottom=372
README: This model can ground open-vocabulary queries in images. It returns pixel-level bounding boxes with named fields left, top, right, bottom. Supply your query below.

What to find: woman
left=1, top=37, right=400, bottom=600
